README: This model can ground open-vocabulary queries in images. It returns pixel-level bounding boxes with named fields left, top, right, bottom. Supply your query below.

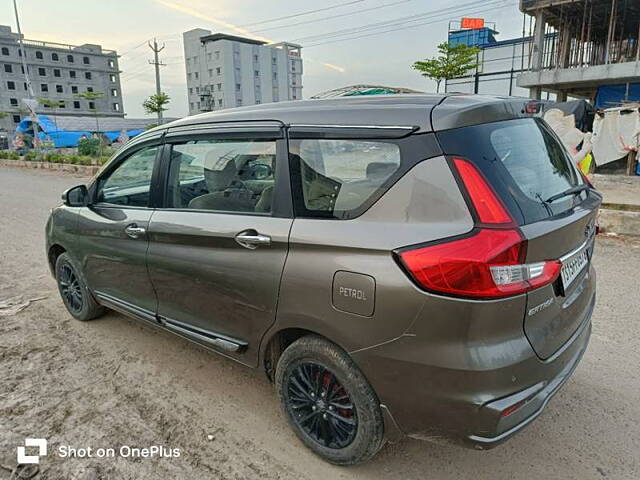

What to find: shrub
left=24, top=151, right=38, bottom=162
left=78, top=138, right=102, bottom=156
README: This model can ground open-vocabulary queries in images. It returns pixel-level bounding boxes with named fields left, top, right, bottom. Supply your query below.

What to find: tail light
left=396, top=158, right=561, bottom=299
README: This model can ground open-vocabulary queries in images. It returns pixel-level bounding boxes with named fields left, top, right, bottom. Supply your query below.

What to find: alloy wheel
left=286, top=362, right=357, bottom=449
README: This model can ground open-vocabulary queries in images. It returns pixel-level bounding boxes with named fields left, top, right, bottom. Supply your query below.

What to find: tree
left=75, top=91, right=105, bottom=133
left=142, top=93, right=170, bottom=124
left=412, top=42, right=480, bottom=93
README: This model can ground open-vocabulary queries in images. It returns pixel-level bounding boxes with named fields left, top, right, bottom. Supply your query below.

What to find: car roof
left=150, top=94, right=536, bottom=137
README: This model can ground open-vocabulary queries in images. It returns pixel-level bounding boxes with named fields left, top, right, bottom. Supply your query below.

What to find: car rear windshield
left=437, top=118, right=585, bottom=225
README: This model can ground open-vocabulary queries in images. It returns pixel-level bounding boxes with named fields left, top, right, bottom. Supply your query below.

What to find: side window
left=167, top=139, right=277, bottom=213
left=96, top=146, right=159, bottom=207
left=289, top=139, right=401, bottom=219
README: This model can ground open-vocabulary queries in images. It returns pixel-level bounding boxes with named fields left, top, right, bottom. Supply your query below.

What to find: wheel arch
left=48, top=243, right=67, bottom=276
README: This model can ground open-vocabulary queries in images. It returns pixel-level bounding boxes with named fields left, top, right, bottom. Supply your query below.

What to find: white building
left=183, top=30, right=303, bottom=114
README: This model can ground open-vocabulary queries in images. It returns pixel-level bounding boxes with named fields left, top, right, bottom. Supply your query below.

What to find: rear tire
left=275, top=335, right=384, bottom=465
left=55, top=253, right=104, bottom=321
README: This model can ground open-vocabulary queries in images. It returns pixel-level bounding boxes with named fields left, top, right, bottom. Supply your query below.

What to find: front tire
left=275, top=335, right=384, bottom=465
left=55, top=252, right=104, bottom=321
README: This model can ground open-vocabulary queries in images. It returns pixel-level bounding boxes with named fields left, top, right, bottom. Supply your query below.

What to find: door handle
left=235, top=230, right=271, bottom=249
left=124, top=224, right=146, bottom=239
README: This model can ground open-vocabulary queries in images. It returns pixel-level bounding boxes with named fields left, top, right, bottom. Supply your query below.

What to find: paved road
left=1, top=167, right=639, bottom=479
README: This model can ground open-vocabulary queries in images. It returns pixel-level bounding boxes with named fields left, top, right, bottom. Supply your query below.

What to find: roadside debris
left=0, top=296, right=47, bottom=317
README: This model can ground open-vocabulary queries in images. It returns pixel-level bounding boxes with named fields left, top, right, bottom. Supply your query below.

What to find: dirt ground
left=1, top=167, right=639, bottom=480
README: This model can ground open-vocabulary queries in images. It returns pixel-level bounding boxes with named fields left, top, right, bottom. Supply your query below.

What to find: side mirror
left=62, top=185, right=89, bottom=207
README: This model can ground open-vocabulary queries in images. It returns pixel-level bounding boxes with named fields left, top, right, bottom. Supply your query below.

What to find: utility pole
left=13, top=0, right=39, bottom=151
left=148, top=38, right=166, bottom=124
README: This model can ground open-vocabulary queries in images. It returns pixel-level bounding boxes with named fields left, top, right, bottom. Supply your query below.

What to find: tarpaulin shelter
left=553, top=100, right=595, bottom=132
left=15, top=115, right=159, bottom=148
left=595, top=84, right=640, bottom=110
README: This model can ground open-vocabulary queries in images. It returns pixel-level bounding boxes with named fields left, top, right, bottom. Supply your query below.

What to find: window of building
left=59, top=101, right=65, bottom=109
left=88, top=101, right=95, bottom=110
left=56, top=85, right=63, bottom=93
left=236, top=83, right=241, bottom=91
left=166, top=139, right=276, bottom=212
left=254, top=70, right=259, bottom=77
left=289, top=139, right=401, bottom=218
left=12, top=114, right=20, bottom=123
left=218, top=99, right=223, bottom=107
left=23, top=82, right=27, bottom=90
left=208, top=69, right=213, bottom=77
left=189, top=102, right=194, bottom=109
left=215, top=51, right=220, bottom=60
left=206, top=53, right=212, bottom=61
left=73, top=100, right=80, bottom=109
left=217, top=83, right=222, bottom=91
left=7, top=80, right=16, bottom=90
left=272, top=72, right=277, bottom=81
left=67, top=54, right=74, bottom=63
left=71, top=85, right=78, bottom=94
left=83, top=56, right=90, bottom=65
left=109, top=74, right=116, bottom=82
left=188, top=87, right=193, bottom=95
left=196, top=101, right=201, bottom=110
left=111, top=88, right=118, bottom=97
left=236, top=99, right=242, bottom=107
left=38, top=67, right=46, bottom=76
left=10, top=98, right=18, bottom=106
left=52, top=52, right=59, bottom=61
left=17, top=49, right=22, bottom=57
left=216, top=67, right=221, bottom=75
left=272, top=56, right=277, bottom=65
left=40, top=83, right=48, bottom=92
left=108, top=59, right=115, bottom=68
left=187, top=73, right=192, bottom=81
left=70, top=70, right=76, bottom=78
left=85, top=72, right=92, bottom=80
left=113, top=102, right=120, bottom=112
left=254, top=54, right=259, bottom=62
left=35, top=51, right=43, bottom=60
left=3, top=64, right=11, bottom=73
left=87, top=86, right=94, bottom=92
left=1, top=47, right=9, bottom=56
left=53, top=68, right=61, bottom=77
left=196, top=86, right=200, bottom=94
left=194, top=72, right=199, bottom=79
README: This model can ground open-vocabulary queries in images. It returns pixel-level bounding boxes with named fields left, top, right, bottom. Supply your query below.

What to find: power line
left=291, top=0, right=511, bottom=44
left=304, top=1, right=517, bottom=47
left=240, top=0, right=365, bottom=28
left=253, top=0, right=414, bottom=33
left=120, top=39, right=152, bottom=57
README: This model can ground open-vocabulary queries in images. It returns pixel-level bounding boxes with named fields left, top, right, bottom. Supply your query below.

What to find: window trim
left=158, top=134, right=292, bottom=218
left=91, top=137, right=165, bottom=209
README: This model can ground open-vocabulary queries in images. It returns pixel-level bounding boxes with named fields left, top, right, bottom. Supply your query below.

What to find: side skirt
left=94, top=291, right=247, bottom=354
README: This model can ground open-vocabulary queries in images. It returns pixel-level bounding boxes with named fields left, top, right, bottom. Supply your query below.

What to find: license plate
left=560, top=246, right=589, bottom=290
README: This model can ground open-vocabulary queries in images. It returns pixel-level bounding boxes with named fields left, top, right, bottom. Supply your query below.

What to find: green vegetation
left=0, top=149, right=110, bottom=165
left=78, top=138, right=103, bottom=156
left=412, top=42, right=480, bottom=93
left=143, top=93, right=170, bottom=123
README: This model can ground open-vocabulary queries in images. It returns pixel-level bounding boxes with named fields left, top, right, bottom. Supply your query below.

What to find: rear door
left=146, top=124, right=292, bottom=366
left=437, top=117, right=601, bottom=359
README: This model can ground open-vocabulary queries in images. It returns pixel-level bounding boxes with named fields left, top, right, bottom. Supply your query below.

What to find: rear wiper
left=545, top=184, right=589, bottom=203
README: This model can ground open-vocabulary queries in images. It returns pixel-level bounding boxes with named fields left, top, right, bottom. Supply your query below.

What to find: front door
left=146, top=135, right=292, bottom=365
left=75, top=144, right=161, bottom=315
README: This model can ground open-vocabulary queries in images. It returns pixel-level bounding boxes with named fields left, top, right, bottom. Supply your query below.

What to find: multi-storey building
left=183, top=29, right=303, bottom=114
left=0, top=24, right=124, bottom=133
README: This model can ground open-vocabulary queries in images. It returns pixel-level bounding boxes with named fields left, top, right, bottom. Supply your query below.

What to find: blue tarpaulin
left=595, top=84, right=640, bottom=109
left=15, top=115, right=146, bottom=148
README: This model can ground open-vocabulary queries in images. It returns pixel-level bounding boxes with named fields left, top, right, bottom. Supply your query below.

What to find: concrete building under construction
left=520, top=0, right=640, bottom=103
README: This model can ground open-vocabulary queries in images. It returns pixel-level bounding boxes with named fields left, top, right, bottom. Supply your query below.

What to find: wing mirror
left=62, top=184, right=89, bottom=207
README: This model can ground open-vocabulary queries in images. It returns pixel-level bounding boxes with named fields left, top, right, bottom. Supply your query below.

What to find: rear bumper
left=351, top=290, right=595, bottom=448
left=466, top=312, right=591, bottom=448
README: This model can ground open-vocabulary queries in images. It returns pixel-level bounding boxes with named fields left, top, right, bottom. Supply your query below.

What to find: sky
left=1, top=0, right=527, bottom=119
